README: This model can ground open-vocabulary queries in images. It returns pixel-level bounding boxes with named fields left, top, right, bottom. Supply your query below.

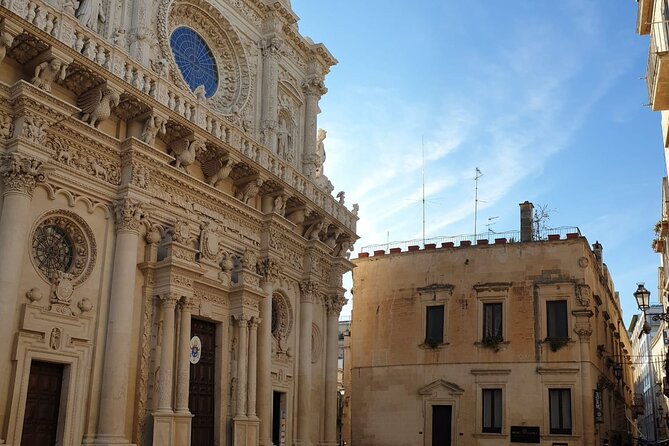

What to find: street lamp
left=613, top=363, right=623, bottom=381
left=635, top=282, right=669, bottom=322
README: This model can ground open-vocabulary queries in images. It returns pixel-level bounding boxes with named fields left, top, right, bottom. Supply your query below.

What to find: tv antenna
left=474, top=167, right=483, bottom=236
left=421, top=136, right=426, bottom=245
left=486, top=216, right=499, bottom=234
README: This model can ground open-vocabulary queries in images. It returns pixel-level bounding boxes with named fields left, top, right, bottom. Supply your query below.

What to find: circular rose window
left=31, top=210, right=96, bottom=286
left=170, top=27, right=219, bottom=98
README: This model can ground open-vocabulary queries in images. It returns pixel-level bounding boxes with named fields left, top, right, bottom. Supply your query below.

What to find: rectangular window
left=482, top=388, right=502, bottom=433
left=549, top=388, right=572, bottom=435
left=483, top=303, right=503, bottom=340
left=546, top=300, right=568, bottom=339
left=425, top=305, right=444, bottom=346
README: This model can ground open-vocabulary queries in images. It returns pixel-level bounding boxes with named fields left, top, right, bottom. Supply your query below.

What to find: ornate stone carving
left=0, top=113, right=13, bottom=140
left=77, top=297, right=93, bottom=313
left=325, top=294, right=347, bottom=317
left=241, top=248, right=257, bottom=272
left=78, top=85, right=120, bottom=128
left=202, top=157, right=233, bottom=187
left=141, top=113, right=166, bottom=145
left=114, top=199, right=146, bottom=233
left=31, top=58, right=68, bottom=92
left=48, top=271, right=75, bottom=315
left=302, top=76, right=327, bottom=98
left=198, top=220, right=221, bottom=261
left=235, top=178, right=263, bottom=204
left=170, top=137, right=206, bottom=171
left=0, top=153, right=47, bottom=196
left=273, top=194, right=286, bottom=216
left=299, top=281, right=317, bottom=303
left=49, top=327, right=62, bottom=350
left=219, top=251, right=234, bottom=284
left=257, top=258, right=281, bottom=284
left=575, top=284, right=591, bottom=307
left=26, top=287, right=43, bottom=303
left=76, top=0, right=106, bottom=32
left=574, top=327, right=593, bottom=341
left=0, top=30, right=14, bottom=66
left=20, top=116, right=49, bottom=145
left=271, top=291, right=293, bottom=357
left=311, top=322, right=323, bottom=363
left=171, top=220, right=192, bottom=245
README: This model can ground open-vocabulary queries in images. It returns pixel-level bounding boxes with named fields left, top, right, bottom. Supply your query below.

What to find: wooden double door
left=189, top=319, right=216, bottom=446
left=21, top=361, right=63, bottom=446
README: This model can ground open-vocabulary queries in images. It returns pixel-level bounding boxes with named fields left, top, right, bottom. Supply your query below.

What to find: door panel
left=21, top=361, right=63, bottom=446
left=190, top=319, right=216, bottom=446
left=431, top=405, right=452, bottom=446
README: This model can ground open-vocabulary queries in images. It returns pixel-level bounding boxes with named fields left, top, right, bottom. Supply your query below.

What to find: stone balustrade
left=2, top=0, right=357, bottom=233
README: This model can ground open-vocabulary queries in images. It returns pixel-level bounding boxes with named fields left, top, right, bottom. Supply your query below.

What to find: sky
left=290, top=0, right=666, bottom=325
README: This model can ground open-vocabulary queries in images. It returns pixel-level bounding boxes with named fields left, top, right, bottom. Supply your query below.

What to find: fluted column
left=0, top=153, right=46, bottom=442
left=155, top=294, right=178, bottom=413
left=175, top=297, right=194, bottom=413
left=323, top=295, right=346, bottom=445
left=236, top=315, right=250, bottom=418
left=257, top=259, right=279, bottom=445
left=295, top=282, right=316, bottom=446
left=248, top=317, right=260, bottom=418
left=96, top=199, right=146, bottom=444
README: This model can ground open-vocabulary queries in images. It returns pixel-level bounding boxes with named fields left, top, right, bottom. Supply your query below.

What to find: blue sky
left=291, top=1, right=665, bottom=324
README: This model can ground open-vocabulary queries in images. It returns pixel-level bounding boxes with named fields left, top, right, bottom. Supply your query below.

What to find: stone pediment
left=418, top=379, right=464, bottom=396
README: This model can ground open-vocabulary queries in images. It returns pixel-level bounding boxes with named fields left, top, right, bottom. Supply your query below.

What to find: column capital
left=325, top=294, right=348, bottom=317
left=0, top=153, right=48, bottom=197
left=260, top=36, right=283, bottom=59
left=235, top=313, right=250, bottom=328
left=299, top=280, right=318, bottom=304
left=257, top=258, right=282, bottom=284
left=180, top=296, right=199, bottom=312
left=114, top=198, right=147, bottom=233
left=301, top=76, right=327, bottom=98
left=249, top=316, right=262, bottom=330
left=158, top=293, right=180, bottom=308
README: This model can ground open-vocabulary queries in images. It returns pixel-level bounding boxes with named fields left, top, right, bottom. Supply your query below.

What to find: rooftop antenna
left=474, top=167, right=483, bottom=236
left=422, top=136, right=426, bottom=245
left=486, top=216, right=499, bottom=234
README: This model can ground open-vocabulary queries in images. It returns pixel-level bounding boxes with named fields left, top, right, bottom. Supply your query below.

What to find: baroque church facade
left=0, top=0, right=357, bottom=445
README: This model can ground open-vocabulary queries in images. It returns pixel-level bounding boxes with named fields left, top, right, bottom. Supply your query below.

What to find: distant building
left=347, top=202, right=634, bottom=446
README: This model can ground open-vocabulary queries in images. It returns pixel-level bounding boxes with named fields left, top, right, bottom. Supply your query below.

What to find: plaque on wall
left=510, top=426, right=540, bottom=443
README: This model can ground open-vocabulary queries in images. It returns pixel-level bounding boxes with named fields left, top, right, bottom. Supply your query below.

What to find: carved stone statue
left=235, top=179, right=262, bottom=204
left=194, top=85, right=206, bottom=101
left=141, top=114, right=166, bottom=146
left=273, top=195, right=286, bottom=216
left=63, top=0, right=80, bottom=16
left=31, top=58, right=68, bottom=92
left=352, top=203, right=359, bottom=216
left=112, top=27, right=127, bottom=47
left=304, top=220, right=324, bottom=241
left=170, top=138, right=206, bottom=171
left=336, top=191, right=345, bottom=204
left=0, top=114, right=13, bottom=139
left=206, top=159, right=232, bottom=186
left=150, top=58, right=168, bottom=77
left=78, top=86, right=120, bottom=128
left=76, top=0, right=105, bottom=32
left=0, top=31, right=14, bottom=66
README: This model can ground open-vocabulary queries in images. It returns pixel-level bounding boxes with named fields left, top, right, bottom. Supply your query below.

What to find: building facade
left=0, top=0, right=357, bottom=445
left=347, top=203, right=634, bottom=446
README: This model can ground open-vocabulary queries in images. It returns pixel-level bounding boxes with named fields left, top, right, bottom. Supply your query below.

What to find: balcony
left=646, top=21, right=669, bottom=110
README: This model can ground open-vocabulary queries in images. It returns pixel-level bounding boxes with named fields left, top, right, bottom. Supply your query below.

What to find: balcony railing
left=646, top=20, right=669, bottom=110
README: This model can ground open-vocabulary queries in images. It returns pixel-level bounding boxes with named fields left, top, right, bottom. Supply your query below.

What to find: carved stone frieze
left=17, top=115, right=49, bottom=145
left=575, top=284, right=591, bottom=307
left=50, top=134, right=121, bottom=185
left=0, top=152, right=48, bottom=196
left=32, top=57, right=69, bottom=92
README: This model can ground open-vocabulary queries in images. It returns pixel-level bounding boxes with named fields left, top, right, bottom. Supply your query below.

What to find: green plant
left=481, top=335, right=503, bottom=352
left=546, top=337, right=570, bottom=352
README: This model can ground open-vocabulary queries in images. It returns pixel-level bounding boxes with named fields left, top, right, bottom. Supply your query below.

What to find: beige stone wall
left=349, top=238, right=633, bottom=446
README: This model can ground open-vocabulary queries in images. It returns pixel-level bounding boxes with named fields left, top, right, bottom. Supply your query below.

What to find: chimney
left=592, top=241, right=603, bottom=268
left=520, top=201, right=534, bottom=242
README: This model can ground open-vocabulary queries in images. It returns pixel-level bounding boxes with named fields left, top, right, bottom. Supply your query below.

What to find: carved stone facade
left=0, top=1, right=356, bottom=446
left=348, top=213, right=633, bottom=446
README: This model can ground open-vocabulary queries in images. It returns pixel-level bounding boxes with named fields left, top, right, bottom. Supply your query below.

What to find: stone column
left=260, top=34, right=282, bottom=151
left=235, top=315, right=250, bottom=418
left=175, top=297, right=194, bottom=413
left=248, top=317, right=260, bottom=418
left=257, top=259, right=279, bottom=445
left=295, top=282, right=316, bottom=446
left=301, top=77, right=326, bottom=175
left=323, top=295, right=346, bottom=445
left=575, top=317, right=595, bottom=446
left=96, top=199, right=146, bottom=444
left=155, top=294, right=178, bottom=413
left=0, top=154, right=46, bottom=442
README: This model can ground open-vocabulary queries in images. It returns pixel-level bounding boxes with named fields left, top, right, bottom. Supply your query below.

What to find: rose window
left=32, top=225, right=74, bottom=275
left=170, top=27, right=219, bottom=98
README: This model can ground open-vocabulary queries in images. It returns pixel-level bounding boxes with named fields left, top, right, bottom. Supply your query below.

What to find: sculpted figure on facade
left=141, top=114, right=166, bottom=146
left=170, top=138, right=206, bottom=171
left=114, top=199, right=146, bottom=232
left=32, top=58, right=68, bottom=92
left=304, top=220, right=324, bottom=241
left=22, top=116, right=48, bottom=144
left=0, top=114, right=13, bottom=140
left=205, top=158, right=233, bottom=187
left=112, top=27, right=127, bottom=48
left=199, top=220, right=221, bottom=261
left=76, top=0, right=105, bottom=32
left=78, top=86, right=120, bottom=128
left=336, top=191, right=345, bottom=204
left=49, top=271, right=75, bottom=315
left=235, top=178, right=263, bottom=204
left=63, top=0, right=80, bottom=16
left=171, top=220, right=192, bottom=245
left=0, top=31, right=14, bottom=66
left=273, top=194, right=286, bottom=216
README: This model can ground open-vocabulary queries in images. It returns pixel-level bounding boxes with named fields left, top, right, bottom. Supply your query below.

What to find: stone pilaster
left=175, top=297, right=195, bottom=413
left=0, top=153, right=47, bottom=443
left=322, top=294, right=347, bottom=446
left=155, top=294, right=179, bottom=413
left=235, top=314, right=250, bottom=418
left=248, top=316, right=261, bottom=418
left=257, top=258, right=280, bottom=445
left=295, top=281, right=317, bottom=446
left=95, top=199, right=146, bottom=445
